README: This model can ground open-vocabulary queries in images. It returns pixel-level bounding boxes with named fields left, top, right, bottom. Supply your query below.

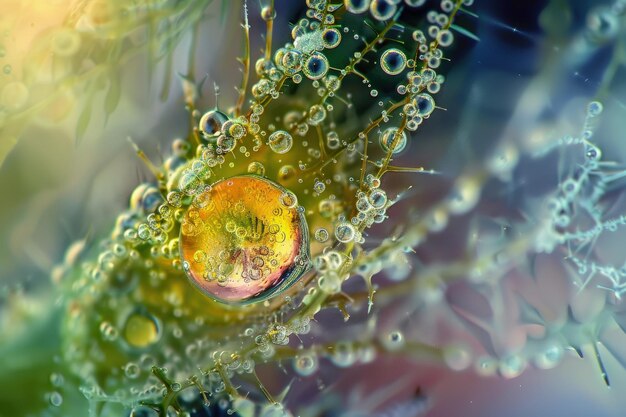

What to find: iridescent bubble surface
left=180, top=175, right=310, bottom=304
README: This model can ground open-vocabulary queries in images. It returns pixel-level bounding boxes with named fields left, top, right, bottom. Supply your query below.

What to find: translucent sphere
left=379, top=127, right=407, bottom=154
left=322, top=28, right=341, bottom=48
left=370, top=0, right=397, bottom=21
left=180, top=176, right=310, bottom=304
left=380, top=48, right=407, bottom=75
left=414, top=93, right=435, bottom=117
left=123, top=311, right=161, bottom=348
left=268, top=130, right=294, bottom=154
left=335, top=222, right=356, bottom=243
left=199, top=110, right=229, bottom=138
left=303, top=53, right=329, bottom=80
left=344, top=0, right=370, bottom=14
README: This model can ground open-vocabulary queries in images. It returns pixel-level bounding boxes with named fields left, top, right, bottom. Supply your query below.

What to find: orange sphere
left=180, top=176, right=310, bottom=304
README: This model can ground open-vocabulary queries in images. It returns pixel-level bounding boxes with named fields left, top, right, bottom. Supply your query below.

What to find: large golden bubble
left=180, top=175, right=310, bottom=304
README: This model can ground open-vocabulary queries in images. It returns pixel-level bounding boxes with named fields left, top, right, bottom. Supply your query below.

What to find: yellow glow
left=180, top=176, right=309, bottom=303
left=123, top=312, right=160, bottom=348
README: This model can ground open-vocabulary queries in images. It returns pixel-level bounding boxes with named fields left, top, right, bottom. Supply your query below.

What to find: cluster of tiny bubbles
left=44, top=0, right=484, bottom=414
left=380, top=48, right=407, bottom=75
left=292, top=28, right=324, bottom=54
left=379, top=127, right=408, bottom=154
left=251, top=50, right=285, bottom=99
left=344, top=176, right=390, bottom=229
left=325, top=74, right=341, bottom=93
left=527, top=101, right=609, bottom=254
left=315, top=250, right=348, bottom=294
left=210, top=117, right=248, bottom=156
left=174, top=157, right=214, bottom=198
left=257, top=317, right=313, bottom=350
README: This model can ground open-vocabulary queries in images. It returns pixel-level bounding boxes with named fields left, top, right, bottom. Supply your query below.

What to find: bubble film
left=180, top=175, right=310, bottom=303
